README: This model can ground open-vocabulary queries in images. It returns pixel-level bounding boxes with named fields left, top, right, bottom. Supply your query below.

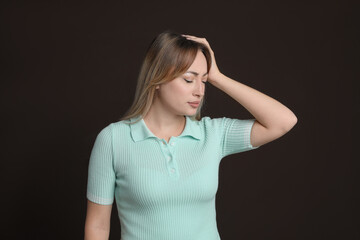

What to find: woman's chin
left=187, top=110, right=198, bottom=116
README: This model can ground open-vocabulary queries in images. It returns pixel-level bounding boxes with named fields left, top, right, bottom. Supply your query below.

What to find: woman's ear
left=156, top=85, right=160, bottom=89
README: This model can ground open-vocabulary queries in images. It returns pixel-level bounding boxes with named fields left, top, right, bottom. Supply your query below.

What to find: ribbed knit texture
left=86, top=116, right=259, bottom=240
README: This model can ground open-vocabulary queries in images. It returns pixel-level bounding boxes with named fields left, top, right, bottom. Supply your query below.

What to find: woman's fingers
left=181, top=34, right=214, bottom=56
left=183, top=35, right=211, bottom=50
left=183, top=34, right=205, bottom=43
left=182, top=34, right=197, bottom=38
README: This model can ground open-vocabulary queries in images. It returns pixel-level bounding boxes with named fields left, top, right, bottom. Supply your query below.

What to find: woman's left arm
left=183, top=34, right=298, bottom=148
left=211, top=73, right=298, bottom=147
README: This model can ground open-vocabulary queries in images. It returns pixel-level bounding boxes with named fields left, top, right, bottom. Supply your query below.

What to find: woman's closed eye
left=183, top=78, right=207, bottom=84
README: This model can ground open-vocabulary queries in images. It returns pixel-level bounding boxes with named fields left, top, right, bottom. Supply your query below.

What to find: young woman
left=84, top=30, right=297, bottom=240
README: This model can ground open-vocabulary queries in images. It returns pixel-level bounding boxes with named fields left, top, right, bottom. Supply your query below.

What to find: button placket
left=157, top=138, right=179, bottom=178
left=169, top=140, right=179, bottom=178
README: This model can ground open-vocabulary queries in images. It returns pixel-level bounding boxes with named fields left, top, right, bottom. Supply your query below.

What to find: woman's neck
left=143, top=106, right=186, bottom=140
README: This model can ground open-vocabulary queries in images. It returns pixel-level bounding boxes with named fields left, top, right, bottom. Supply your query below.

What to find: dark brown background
left=1, top=0, right=358, bottom=239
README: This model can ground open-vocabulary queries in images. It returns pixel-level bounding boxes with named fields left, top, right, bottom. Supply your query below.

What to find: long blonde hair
left=119, top=30, right=212, bottom=124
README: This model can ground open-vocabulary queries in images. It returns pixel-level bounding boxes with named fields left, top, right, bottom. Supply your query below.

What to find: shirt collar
left=129, top=115, right=202, bottom=142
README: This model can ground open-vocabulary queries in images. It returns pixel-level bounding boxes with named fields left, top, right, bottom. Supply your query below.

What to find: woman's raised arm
left=182, top=34, right=297, bottom=147
left=210, top=73, right=297, bottom=147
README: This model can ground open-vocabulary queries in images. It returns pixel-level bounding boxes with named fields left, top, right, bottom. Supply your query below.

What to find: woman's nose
left=193, top=80, right=205, bottom=97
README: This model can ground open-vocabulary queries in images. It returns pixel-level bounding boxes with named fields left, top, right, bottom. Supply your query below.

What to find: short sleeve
left=221, top=117, right=259, bottom=158
left=86, top=124, right=115, bottom=205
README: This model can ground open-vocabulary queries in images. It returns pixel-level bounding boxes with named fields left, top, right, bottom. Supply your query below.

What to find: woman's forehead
left=186, top=51, right=208, bottom=73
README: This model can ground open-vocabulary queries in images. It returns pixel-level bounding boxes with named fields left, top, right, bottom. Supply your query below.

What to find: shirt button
left=167, top=156, right=171, bottom=162
left=170, top=168, right=175, bottom=173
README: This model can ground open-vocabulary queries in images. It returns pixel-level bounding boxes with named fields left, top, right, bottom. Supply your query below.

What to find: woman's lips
left=188, top=102, right=200, bottom=108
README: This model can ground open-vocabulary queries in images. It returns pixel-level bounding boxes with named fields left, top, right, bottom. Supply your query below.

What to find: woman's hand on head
left=182, top=34, right=222, bottom=84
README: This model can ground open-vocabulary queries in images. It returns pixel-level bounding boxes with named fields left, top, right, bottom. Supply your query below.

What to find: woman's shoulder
left=110, top=118, right=133, bottom=130
left=198, top=115, right=227, bottom=125
left=94, top=119, right=132, bottom=135
left=192, top=116, right=230, bottom=133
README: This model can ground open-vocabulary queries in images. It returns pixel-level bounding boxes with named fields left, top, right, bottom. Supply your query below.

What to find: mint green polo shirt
left=86, top=115, right=259, bottom=240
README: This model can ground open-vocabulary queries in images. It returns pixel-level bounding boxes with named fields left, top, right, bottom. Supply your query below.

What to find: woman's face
left=156, top=50, right=208, bottom=116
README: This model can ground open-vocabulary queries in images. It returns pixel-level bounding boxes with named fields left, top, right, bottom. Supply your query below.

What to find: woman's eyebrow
left=186, top=71, right=208, bottom=76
